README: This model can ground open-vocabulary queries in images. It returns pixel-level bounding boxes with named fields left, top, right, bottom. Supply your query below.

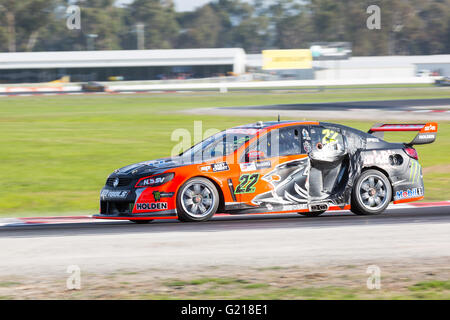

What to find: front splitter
left=93, top=211, right=177, bottom=220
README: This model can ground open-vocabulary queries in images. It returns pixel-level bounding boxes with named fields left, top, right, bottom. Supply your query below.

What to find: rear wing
left=368, top=123, right=438, bottom=145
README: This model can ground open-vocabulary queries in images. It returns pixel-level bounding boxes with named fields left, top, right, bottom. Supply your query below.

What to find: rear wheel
left=298, top=210, right=326, bottom=217
left=176, top=177, right=219, bottom=222
left=351, top=169, right=392, bottom=215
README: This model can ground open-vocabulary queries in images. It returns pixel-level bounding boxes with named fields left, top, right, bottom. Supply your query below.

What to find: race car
left=81, top=81, right=105, bottom=92
left=434, top=76, right=450, bottom=86
left=94, top=121, right=438, bottom=223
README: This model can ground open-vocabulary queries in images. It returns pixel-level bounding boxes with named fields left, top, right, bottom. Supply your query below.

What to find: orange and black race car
left=94, top=120, right=438, bottom=223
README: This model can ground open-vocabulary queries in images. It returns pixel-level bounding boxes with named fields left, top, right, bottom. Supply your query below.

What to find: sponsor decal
left=363, top=150, right=394, bottom=165
left=212, top=162, right=229, bottom=172
left=409, top=160, right=421, bottom=183
left=240, top=162, right=257, bottom=172
left=302, top=129, right=311, bottom=140
left=282, top=204, right=308, bottom=211
left=367, top=138, right=380, bottom=143
left=303, top=141, right=312, bottom=153
left=380, top=124, right=424, bottom=130
left=101, top=190, right=129, bottom=199
left=418, top=134, right=435, bottom=140
left=200, top=165, right=211, bottom=172
left=240, top=161, right=271, bottom=172
left=136, top=173, right=175, bottom=188
left=255, top=160, right=272, bottom=170
left=136, top=202, right=168, bottom=210
left=395, top=188, right=423, bottom=200
left=139, top=176, right=166, bottom=186
left=423, top=124, right=436, bottom=132
left=152, top=191, right=174, bottom=201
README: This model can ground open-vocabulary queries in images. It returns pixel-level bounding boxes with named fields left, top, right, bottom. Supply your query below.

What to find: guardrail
left=108, top=77, right=436, bottom=91
left=0, top=77, right=436, bottom=95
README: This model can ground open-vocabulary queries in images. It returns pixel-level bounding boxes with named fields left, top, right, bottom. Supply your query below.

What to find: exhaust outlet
left=310, top=204, right=329, bottom=212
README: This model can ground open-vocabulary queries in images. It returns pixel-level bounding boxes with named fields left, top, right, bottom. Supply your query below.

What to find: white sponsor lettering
left=136, top=202, right=168, bottom=210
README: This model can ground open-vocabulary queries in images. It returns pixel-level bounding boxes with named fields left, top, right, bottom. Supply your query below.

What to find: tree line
left=0, top=0, right=449, bottom=55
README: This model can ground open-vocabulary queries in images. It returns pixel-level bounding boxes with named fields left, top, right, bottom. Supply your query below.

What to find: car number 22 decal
left=322, top=129, right=339, bottom=144
left=235, top=174, right=260, bottom=194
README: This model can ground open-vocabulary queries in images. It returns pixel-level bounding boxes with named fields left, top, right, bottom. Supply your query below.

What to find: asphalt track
left=0, top=206, right=448, bottom=237
left=189, top=98, right=450, bottom=120
left=0, top=206, right=449, bottom=277
left=220, top=98, right=450, bottom=111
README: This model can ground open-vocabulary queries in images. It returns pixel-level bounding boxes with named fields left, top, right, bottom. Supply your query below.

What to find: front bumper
left=99, top=185, right=177, bottom=218
left=100, top=187, right=137, bottom=215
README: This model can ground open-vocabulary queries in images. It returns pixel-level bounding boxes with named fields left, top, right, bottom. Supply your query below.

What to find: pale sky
left=174, top=0, right=212, bottom=11
left=115, top=0, right=213, bottom=12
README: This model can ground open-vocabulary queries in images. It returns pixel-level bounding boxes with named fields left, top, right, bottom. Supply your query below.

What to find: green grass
left=165, top=278, right=249, bottom=287
left=0, top=88, right=448, bottom=216
left=0, top=281, right=21, bottom=287
left=409, top=280, right=450, bottom=291
left=153, top=277, right=450, bottom=300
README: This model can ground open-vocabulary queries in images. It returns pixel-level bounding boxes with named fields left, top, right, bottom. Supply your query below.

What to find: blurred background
left=0, top=0, right=449, bottom=300
left=0, top=0, right=449, bottom=84
left=0, top=0, right=449, bottom=217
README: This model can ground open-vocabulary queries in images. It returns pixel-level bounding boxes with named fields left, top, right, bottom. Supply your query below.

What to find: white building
left=0, top=48, right=246, bottom=83
left=247, top=54, right=450, bottom=80
left=0, top=47, right=449, bottom=84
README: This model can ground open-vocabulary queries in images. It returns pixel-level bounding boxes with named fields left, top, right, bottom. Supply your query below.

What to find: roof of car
left=236, top=120, right=320, bottom=130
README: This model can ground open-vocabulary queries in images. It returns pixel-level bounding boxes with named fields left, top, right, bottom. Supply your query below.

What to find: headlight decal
left=135, top=172, right=175, bottom=188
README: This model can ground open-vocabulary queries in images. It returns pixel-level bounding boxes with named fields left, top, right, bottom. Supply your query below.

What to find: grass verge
left=1, top=262, right=448, bottom=299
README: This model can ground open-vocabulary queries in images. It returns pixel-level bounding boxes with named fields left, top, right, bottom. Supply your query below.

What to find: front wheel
left=351, top=169, right=392, bottom=215
left=176, top=177, right=219, bottom=222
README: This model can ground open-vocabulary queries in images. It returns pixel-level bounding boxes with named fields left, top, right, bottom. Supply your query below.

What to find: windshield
left=180, top=129, right=259, bottom=162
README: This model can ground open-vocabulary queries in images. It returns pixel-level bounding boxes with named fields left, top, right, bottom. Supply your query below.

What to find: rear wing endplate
left=368, top=123, right=438, bottom=145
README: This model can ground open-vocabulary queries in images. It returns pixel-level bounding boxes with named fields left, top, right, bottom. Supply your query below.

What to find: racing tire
left=351, top=169, right=392, bottom=216
left=176, top=177, right=220, bottom=222
left=130, top=220, right=153, bottom=224
left=298, top=210, right=326, bottom=217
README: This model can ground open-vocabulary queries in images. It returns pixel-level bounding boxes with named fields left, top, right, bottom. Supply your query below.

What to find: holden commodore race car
left=94, top=121, right=438, bottom=223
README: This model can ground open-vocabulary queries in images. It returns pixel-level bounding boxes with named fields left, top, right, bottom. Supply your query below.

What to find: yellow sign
left=262, top=49, right=312, bottom=70
left=49, top=75, right=70, bottom=84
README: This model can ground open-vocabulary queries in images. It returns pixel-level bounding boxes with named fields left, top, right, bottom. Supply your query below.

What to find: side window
left=242, top=131, right=274, bottom=162
left=278, top=127, right=303, bottom=156
left=242, top=126, right=305, bottom=162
